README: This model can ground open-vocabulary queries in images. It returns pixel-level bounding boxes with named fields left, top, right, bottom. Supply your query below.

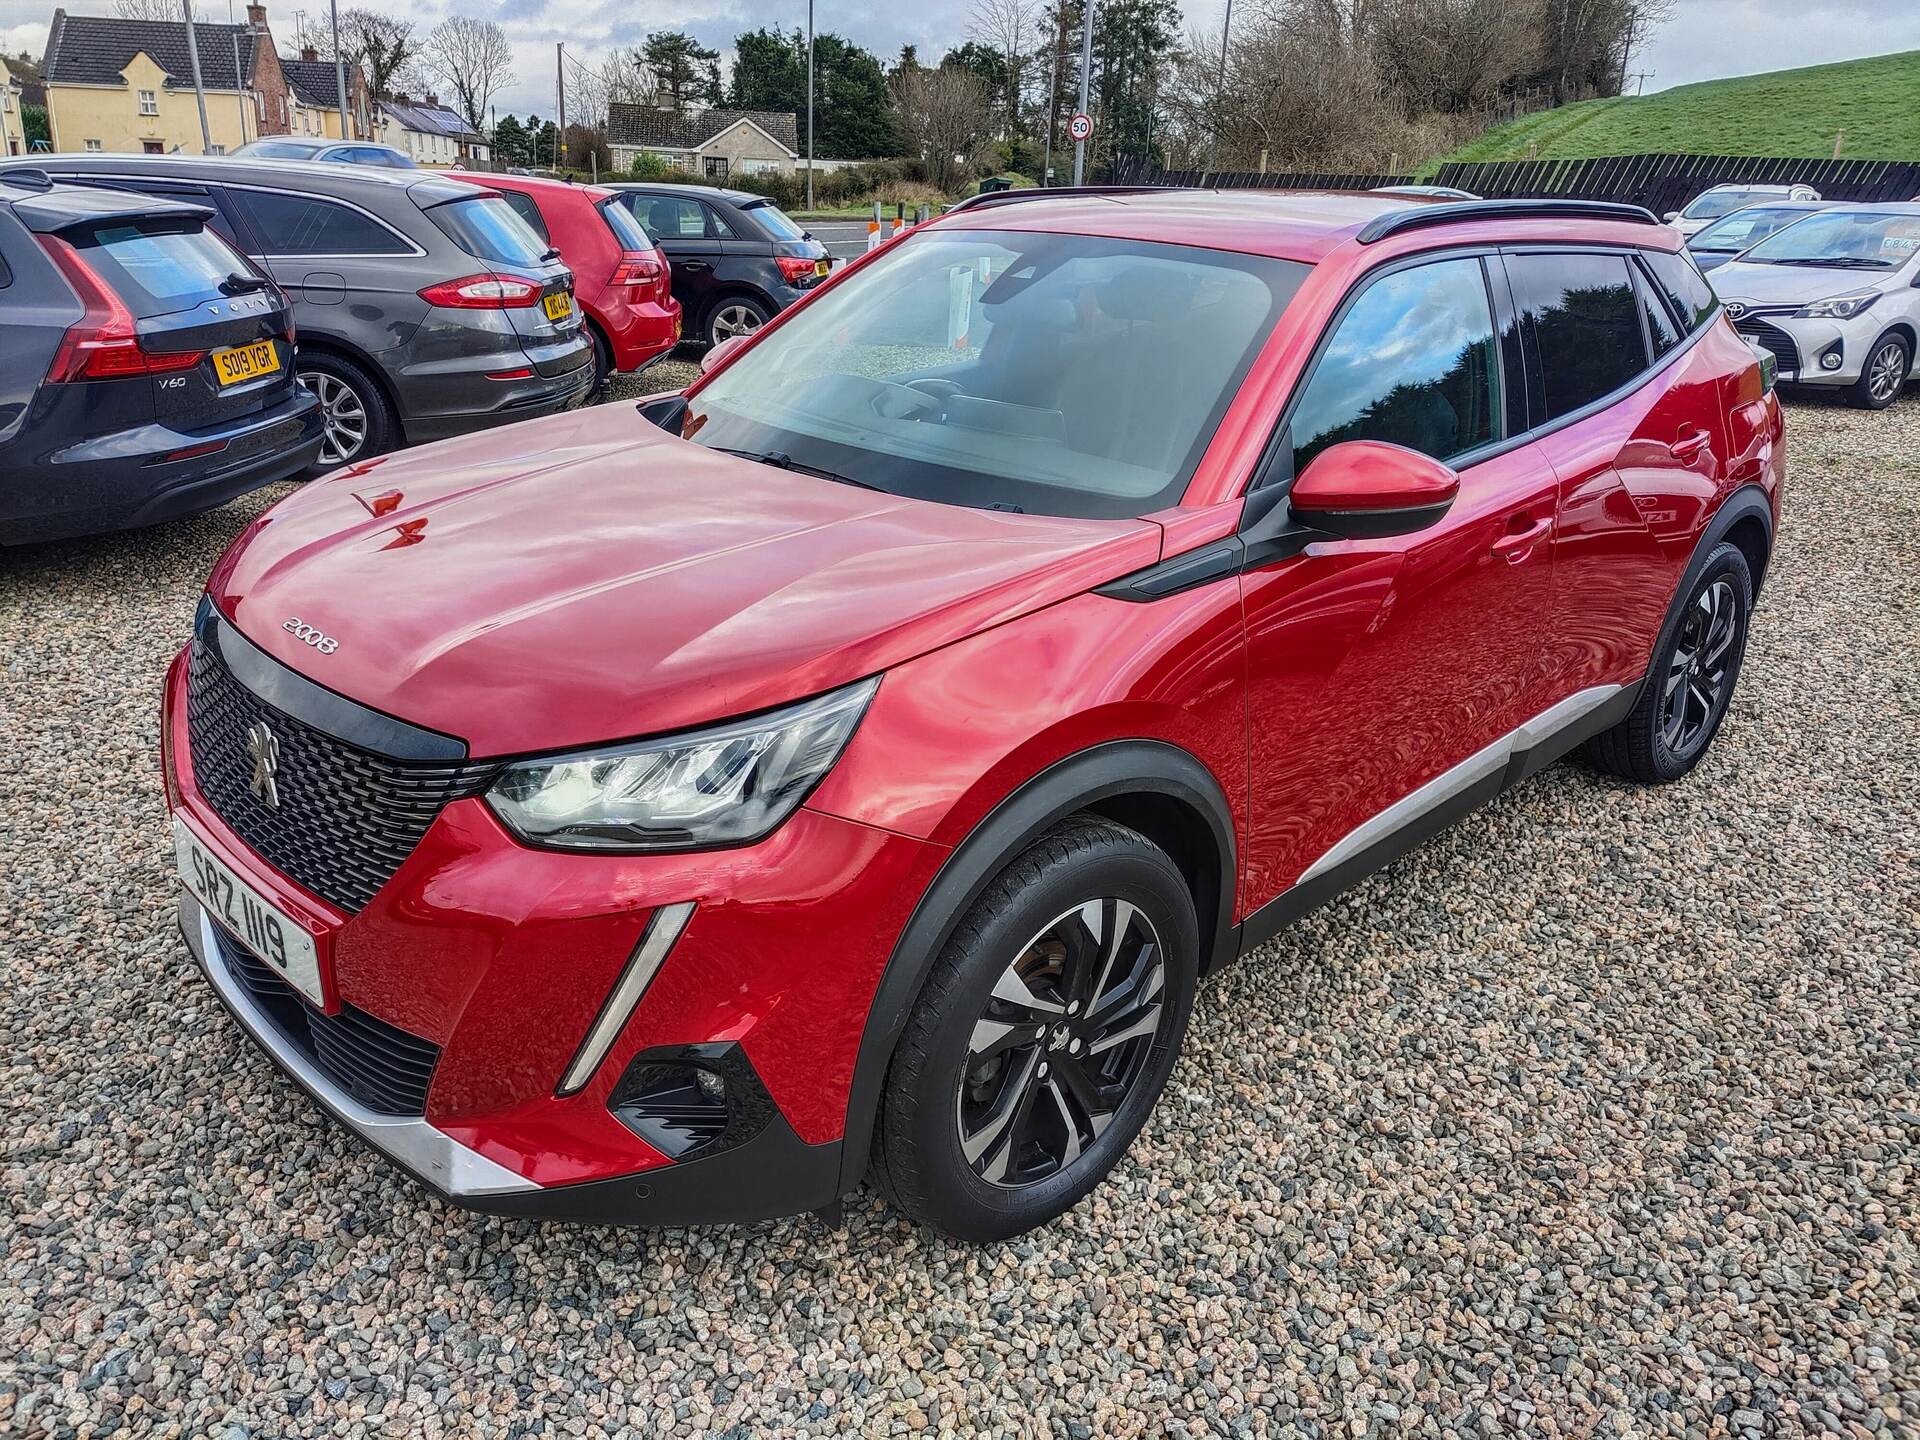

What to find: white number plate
left=174, top=819, right=323, bottom=1006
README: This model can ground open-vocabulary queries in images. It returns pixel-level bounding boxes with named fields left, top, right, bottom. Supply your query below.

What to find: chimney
left=245, top=4, right=267, bottom=29
left=300, top=44, right=316, bottom=62
left=425, top=92, right=438, bottom=107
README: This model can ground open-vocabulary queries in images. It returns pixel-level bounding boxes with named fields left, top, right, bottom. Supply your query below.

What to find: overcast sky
left=5, top=0, right=1919, bottom=128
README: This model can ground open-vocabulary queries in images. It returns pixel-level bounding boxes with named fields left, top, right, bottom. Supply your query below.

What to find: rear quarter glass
left=745, top=202, right=807, bottom=241
left=599, top=197, right=654, bottom=250
left=71, top=220, right=253, bottom=319
left=428, top=195, right=551, bottom=268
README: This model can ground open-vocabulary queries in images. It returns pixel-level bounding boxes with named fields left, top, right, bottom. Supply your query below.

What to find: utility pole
left=182, top=0, right=214, bottom=153
left=1071, top=0, right=1094, bottom=185
left=229, top=2, right=247, bottom=144
left=330, top=0, right=348, bottom=138
left=1040, top=5, right=1064, bottom=186
left=805, top=0, right=815, bottom=210
left=1207, top=0, right=1232, bottom=172
left=556, top=42, right=567, bottom=172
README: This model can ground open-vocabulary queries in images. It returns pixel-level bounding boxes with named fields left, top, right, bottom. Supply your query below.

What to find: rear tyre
left=1586, top=541, right=1753, bottom=784
left=586, top=325, right=614, bottom=402
left=703, top=294, right=772, bottom=348
left=872, top=818, right=1198, bottom=1242
left=296, top=352, right=394, bottom=475
left=1848, top=332, right=1910, bottom=410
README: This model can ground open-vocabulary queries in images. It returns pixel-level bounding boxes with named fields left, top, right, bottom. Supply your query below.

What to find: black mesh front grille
left=212, top=924, right=441, bottom=1116
left=1735, top=316, right=1800, bottom=374
left=186, top=637, right=495, bottom=913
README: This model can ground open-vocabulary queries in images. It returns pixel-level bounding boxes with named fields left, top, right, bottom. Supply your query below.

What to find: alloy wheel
left=1660, top=577, right=1738, bottom=757
left=1867, top=341, right=1907, bottom=404
left=710, top=303, right=763, bottom=343
left=957, top=899, right=1166, bottom=1188
left=304, top=371, right=369, bottom=466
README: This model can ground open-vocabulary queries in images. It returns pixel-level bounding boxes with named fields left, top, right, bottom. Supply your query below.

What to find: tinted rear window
left=745, top=202, right=805, bottom=241
left=599, top=196, right=653, bottom=250
left=1643, top=249, right=1719, bottom=332
left=497, top=189, right=550, bottom=243
left=428, top=195, right=549, bottom=268
left=230, top=188, right=411, bottom=255
left=75, top=220, right=252, bottom=318
left=1509, top=252, right=1648, bottom=421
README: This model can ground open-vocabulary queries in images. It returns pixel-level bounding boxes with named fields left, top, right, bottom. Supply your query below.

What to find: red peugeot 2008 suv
left=165, top=191, right=1783, bottom=1241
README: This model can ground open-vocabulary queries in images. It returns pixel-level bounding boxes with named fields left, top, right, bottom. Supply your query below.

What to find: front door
left=1238, top=252, right=1560, bottom=911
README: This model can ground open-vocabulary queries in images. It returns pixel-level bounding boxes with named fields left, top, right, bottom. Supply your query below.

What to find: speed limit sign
left=1068, top=112, right=1092, bottom=143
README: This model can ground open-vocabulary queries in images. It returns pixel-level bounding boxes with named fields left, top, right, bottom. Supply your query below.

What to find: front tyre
left=1848, top=332, right=1910, bottom=410
left=1587, top=541, right=1753, bottom=784
left=872, top=818, right=1198, bottom=1242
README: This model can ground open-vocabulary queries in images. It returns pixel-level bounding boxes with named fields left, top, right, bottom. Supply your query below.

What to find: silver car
left=1666, top=182, right=1822, bottom=238
left=1710, top=203, right=1920, bottom=409
left=0, top=154, right=593, bottom=468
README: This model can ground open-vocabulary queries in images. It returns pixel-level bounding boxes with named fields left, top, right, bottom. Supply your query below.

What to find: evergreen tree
left=730, top=28, right=903, bottom=159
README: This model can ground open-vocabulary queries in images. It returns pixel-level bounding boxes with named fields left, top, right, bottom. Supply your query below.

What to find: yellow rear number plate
left=815, top=259, right=830, bottom=277
left=211, top=340, right=280, bottom=386
left=543, top=291, right=574, bottom=321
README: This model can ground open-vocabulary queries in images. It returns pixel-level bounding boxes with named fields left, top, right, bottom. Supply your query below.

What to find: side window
left=1633, top=263, right=1681, bottom=360
left=498, top=189, right=550, bottom=244
left=1642, top=248, right=1719, bottom=333
left=638, top=196, right=709, bottom=239
left=1508, top=252, right=1648, bottom=421
left=228, top=189, right=411, bottom=256
left=1290, top=256, right=1504, bottom=473
left=704, top=204, right=737, bottom=239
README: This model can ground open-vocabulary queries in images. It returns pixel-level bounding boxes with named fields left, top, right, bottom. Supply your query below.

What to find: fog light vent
left=613, top=1064, right=730, bottom=1158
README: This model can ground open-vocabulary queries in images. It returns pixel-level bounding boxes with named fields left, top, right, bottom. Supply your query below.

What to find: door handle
left=1491, top=514, right=1552, bottom=564
left=682, top=260, right=711, bottom=271
left=1669, top=427, right=1712, bottom=462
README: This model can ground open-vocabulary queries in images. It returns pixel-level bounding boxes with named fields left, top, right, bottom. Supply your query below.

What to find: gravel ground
left=2, top=389, right=1916, bottom=1439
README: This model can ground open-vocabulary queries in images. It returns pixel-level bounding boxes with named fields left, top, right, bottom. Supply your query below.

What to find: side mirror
left=1663, top=211, right=1680, bottom=223
left=1289, top=441, right=1460, bottom=540
left=701, top=334, right=749, bottom=374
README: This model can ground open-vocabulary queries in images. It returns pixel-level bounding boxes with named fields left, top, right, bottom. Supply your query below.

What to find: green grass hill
left=1424, top=50, right=1920, bottom=173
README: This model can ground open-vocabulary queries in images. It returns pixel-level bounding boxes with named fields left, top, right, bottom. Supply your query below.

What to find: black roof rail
left=943, top=185, right=1176, bottom=214
left=1356, top=198, right=1661, bottom=243
left=0, top=168, right=55, bottom=193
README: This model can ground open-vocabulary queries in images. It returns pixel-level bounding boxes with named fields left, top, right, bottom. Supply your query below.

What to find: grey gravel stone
left=0, top=384, right=1915, bottom=1439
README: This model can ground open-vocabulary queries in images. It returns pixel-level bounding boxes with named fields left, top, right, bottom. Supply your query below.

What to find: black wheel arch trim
left=1664, top=483, right=1773, bottom=631
left=834, top=739, right=1236, bottom=1197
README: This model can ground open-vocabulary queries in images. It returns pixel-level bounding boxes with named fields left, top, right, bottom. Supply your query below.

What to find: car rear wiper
left=707, top=446, right=882, bottom=491
left=220, top=272, right=271, bottom=295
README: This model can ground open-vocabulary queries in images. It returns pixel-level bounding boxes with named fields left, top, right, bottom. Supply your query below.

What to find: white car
left=1666, top=182, right=1822, bottom=237
left=1709, top=203, right=1920, bottom=409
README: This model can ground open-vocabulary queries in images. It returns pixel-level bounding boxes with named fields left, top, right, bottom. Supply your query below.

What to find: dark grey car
left=0, top=155, right=593, bottom=469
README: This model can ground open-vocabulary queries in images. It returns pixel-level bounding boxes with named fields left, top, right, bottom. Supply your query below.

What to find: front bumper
left=164, top=632, right=944, bottom=1223
left=1732, top=308, right=1886, bottom=386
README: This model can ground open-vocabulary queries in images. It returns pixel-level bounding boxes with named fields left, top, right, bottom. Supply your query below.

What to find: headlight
left=1796, top=289, right=1880, bottom=320
left=486, top=678, right=877, bottom=852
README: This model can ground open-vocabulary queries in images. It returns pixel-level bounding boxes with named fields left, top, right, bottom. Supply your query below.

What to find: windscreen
left=686, top=228, right=1307, bottom=519
left=1688, top=206, right=1813, bottom=252
left=1682, top=189, right=1774, bottom=221
left=1740, top=209, right=1920, bottom=270
left=600, top=196, right=655, bottom=250
left=428, top=195, right=551, bottom=269
left=73, top=220, right=254, bottom=318
left=234, top=140, right=317, bottom=159
left=745, top=202, right=807, bottom=241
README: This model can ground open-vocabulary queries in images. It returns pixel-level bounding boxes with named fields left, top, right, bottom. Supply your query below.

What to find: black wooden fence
left=1107, top=152, right=1920, bottom=216
left=1431, top=154, right=1920, bottom=216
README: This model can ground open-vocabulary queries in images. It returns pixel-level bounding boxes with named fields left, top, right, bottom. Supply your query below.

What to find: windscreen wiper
left=707, top=446, right=881, bottom=491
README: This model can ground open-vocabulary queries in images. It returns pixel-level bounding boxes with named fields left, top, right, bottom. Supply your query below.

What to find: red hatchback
left=165, top=192, right=1783, bottom=1240
left=460, top=170, right=680, bottom=390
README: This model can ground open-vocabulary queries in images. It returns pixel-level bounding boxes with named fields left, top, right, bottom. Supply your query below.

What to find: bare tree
left=422, top=15, right=515, bottom=130
left=891, top=63, right=994, bottom=192
left=291, top=12, right=419, bottom=101
left=968, top=0, right=1040, bottom=139
left=115, top=0, right=184, bottom=19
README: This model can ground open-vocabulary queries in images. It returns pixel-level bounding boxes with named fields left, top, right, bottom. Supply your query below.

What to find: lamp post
left=1207, top=0, right=1232, bottom=172
left=330, top=0, right=348, bottom=139
left=805, top=0, right=815, bottom=211
left=182, top=0, right=213, bottom=153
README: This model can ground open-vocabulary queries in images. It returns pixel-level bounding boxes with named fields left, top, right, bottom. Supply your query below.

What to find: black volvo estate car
left=0, top=171, right=321, bottom=545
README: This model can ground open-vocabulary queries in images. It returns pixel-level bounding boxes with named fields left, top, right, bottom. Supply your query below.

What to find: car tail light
left=775, top=254, right=821, bottom=285
left=417, top=273, right=543, bottom=309
left=609, top=251, right=665, bottom=290
left=38, top=234, right=206, bottom=382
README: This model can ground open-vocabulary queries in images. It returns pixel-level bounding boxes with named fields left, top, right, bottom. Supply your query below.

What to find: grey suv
left=0, top=155, right=592, bottom=468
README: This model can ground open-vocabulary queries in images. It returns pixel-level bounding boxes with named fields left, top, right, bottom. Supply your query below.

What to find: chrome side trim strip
left=180, top=895, right=539, bottom=1198
left=1297, top=684, right=1623, bottom=885
left=557, top=902, right=697, bottom=1097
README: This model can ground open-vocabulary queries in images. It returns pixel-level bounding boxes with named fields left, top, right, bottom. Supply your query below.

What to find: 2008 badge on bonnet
left=283, top=618, right=339, bottom=654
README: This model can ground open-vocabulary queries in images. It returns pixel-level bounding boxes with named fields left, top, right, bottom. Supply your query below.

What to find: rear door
left=39, top=210, right=296, bottom=432
left=1507, top=247, right=1730, bottom=699
left=418, top=188, right=587, bottom=377
left=622, top=192, right=723, bottom=320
